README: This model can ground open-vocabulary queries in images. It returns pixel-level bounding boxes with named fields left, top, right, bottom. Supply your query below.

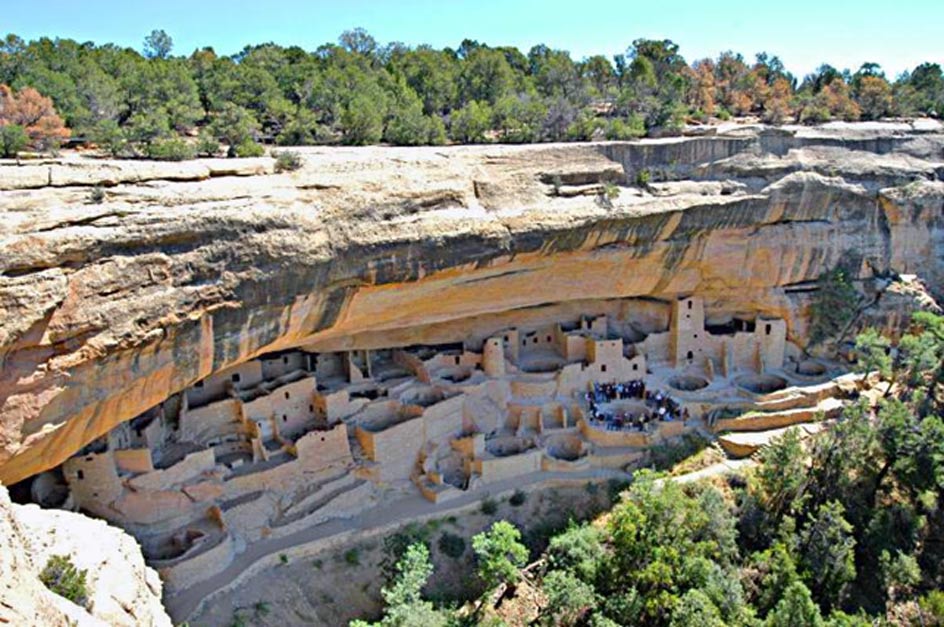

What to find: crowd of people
left=584, top=380, right=688, bottom=432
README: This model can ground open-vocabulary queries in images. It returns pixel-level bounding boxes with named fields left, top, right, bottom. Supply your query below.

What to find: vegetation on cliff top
left=1, top=28, right=943, bottom=158
left=355, top=311, right=944, bottom=626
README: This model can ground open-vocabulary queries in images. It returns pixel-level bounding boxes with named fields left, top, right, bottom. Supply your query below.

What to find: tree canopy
left=1, top=29, right=941, bottom=159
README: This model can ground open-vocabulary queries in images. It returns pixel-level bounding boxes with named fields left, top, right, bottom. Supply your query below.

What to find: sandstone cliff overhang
left=1, top=122, right=942, bottom=484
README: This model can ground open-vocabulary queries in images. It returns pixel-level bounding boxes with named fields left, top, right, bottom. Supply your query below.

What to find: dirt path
left=167, top=467, right=629, bottom=623
left=671, top=458, right=753, bottom=484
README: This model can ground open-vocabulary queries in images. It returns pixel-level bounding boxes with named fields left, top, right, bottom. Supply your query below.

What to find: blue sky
left=3, top=0, right=942, bottom=78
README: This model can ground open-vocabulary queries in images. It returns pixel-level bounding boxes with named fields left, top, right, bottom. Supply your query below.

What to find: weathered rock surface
left=1, top=124, right=942, bottom=484
left=0, top=484, right=171, bottom=626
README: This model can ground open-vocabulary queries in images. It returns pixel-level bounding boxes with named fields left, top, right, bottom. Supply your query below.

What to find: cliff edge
left=1, top=122, right=942, bottom=484
left=0, top=484, right=171, bottom=626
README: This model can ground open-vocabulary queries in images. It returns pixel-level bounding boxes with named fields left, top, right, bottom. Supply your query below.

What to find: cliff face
left=0, top=485, right=171, bottom=626
left=1, top=122, right=942, bottom=484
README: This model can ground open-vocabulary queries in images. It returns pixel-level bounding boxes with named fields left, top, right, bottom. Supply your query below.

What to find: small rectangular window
left=601, top=364, right=607, bottom=372
left=232, top=373, right=241, bottom=383
left=284, top=391, right=290, bottom=399
left=77, top=470, right=84, bottom=480
left=766, top=324, right=772, bottom=336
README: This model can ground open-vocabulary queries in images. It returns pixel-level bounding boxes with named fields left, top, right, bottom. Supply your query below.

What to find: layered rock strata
left=1, top=122, right=943, bottom=484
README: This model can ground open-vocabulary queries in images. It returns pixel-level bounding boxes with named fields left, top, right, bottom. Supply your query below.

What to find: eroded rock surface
left=1, top=123, right=943, bottom=484
left=0, top=484, right=170, bottom=626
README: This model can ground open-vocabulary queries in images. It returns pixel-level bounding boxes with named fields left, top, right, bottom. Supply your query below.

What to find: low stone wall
left=473, top=449, right=543, bottom=483
left=159, top=532, right=236, bottom=595
left=128, top=449, right=216, bottom=491
left=588, top=449, right=645, bottom=469
left=270, top=482, right=373, bottom=539
left=510, top=378, right=559, bottom=399
left=655, top=421, right=686, bottom=441
left=713, top=398, right=842, bottom=433
left=541, top=455, right=591, bottom=472
left=579, top=420, right=649, bottom=448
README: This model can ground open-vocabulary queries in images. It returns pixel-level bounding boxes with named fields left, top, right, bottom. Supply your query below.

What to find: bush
left=604, top=114, right=646, bottom=140
left=344, top=548, right=361, bottom=566
left=273, top=150, right=303, bottom=172
left=480, top=496, right=499, bottom=516
left=384, top=103, right=445, bottom=146
left=91, top=119, right=128, bottom=157
left=649, top=432, right=710, bottom=471
left=382, top=523, right=432, bottom=578
left=810, top=265, right=861, bottom=343
left=635, top=168, right=651, bottom=187
left=194, top=130, right=220, bottom=157
left=509, top=489, right=527, bottom=507
left=232, top=139, right=265, bottom=158
left=146, top=137, right=195, bottom=161
left=543, top=569, right=597, bottom=626
left=0, top=123, right=28, bottom=158
left=88, top=186, right=105, bottom=204
left=254, top=601, right=271, bottom=616
left=39, top=555, right=89, bottom=608
left=341, top=93, right=384, bottom=145
left=438, top=532, right=466, bottom=559
left=472, top=521, right=529, bottom=591
left=450, top=101, right=492, bottom=143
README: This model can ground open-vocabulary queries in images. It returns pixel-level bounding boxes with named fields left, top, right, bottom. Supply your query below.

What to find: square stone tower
left=670, top=296, right=706, bottom=368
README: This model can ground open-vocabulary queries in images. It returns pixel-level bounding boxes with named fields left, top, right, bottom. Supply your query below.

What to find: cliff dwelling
left=13, top=295, right=857, bottom=594
left=2, top=121, right=943, bottom=625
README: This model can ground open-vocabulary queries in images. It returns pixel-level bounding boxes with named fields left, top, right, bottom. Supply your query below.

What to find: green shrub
left=384, top=103, right=446, bottom=146
left=382, top=523, right=432, bottom=578
left=635, top=168, right=651, bottom=187
left=146, top=137, right=195, bottom=161
left=344, top=548, right=361, bottom=566
left=194, top=130, right=220, bottom=157
left=279, top=553, right=289, bottom=564
left=649, top=432, right=709, bottom=471
left=232, top=139, right=265, bottom=158
left=90, top=119, right=128, bottom=157
left=39, top=555, right=89, bottom=608
left=480, top=496, right=499, bottom=515
left=604, top=114, right=646, bottom=140
left=341, top=93, right=385, bottom=145
left=88, top=186, right=105, bottom=204
left=551, top=174, right=563, bottom=196
left=438, top=532, right=467, bottom=559
left=920, top=590, right=944, bottom=622
left=810, top=265, right=861, bottom=343
left=273, top=150, right=303, bottom=172
left=0, top=124, right=28, bottom=158
left=254, top=601, right=271, bottom=616
left=450, top=100, right=492, bottom=143
left=509, top=489, right=527, bottom=507
left=602, top=182, right=620, bottom=202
